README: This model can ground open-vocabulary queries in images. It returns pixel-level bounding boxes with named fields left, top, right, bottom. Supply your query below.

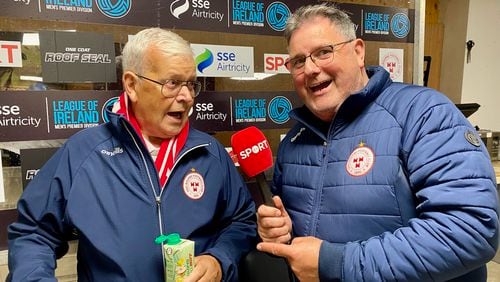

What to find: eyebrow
left=159, top=74, right=197, bottom=81
left=289, top=44, right=332, bottom=56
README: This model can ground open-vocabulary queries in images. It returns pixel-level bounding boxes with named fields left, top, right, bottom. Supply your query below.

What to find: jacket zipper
left=122, top=121, right=209, bottom=271
left=306, top=119, right=336, bottom=237
left=309, top=140, right=329, bottom=236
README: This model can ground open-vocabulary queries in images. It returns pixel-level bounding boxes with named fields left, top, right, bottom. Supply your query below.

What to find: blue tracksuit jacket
left=8, top=108, right=257, bottom=281
left=274, top=66, right=498, bottom=281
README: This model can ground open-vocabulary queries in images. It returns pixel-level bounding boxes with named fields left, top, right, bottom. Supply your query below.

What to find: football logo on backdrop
left=101, top=97, right=119, bottom=122
left=170, top=0, right=190, bottom=19
left=266, top=2, right=290, bottom=31
left=268, top=96, right=291, bottom=124
left=195, top=49, right=214, bottom=73
left=96, top=0, right=132, bottom=18
left=391, top=13, right=410, bottom=38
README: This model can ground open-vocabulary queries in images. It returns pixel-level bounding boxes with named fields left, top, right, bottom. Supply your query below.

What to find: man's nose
left=176, top=84, right=194, bottom=101
left=303, top=57, right=320, bottom=75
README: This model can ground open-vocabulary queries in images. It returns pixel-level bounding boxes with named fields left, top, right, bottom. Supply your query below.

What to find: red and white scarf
left=113, top=92, right=189, bottom=187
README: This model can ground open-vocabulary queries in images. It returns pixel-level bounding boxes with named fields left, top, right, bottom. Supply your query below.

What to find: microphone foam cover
left=231, top=126, right=273, bottom=177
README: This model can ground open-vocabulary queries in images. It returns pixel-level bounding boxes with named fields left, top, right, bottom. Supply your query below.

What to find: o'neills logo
left=100, top=147, right=124, bottom=156
left=346, top=142, right=375, bottom=177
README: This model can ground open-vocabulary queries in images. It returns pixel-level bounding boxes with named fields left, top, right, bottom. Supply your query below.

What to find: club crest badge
left=183, top=169, right=205, bottom=200
left=346, top=142, right=375, bottom=177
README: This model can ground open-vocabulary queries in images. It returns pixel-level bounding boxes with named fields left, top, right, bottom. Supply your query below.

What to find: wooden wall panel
left=424, top=23, right=444, bottom=89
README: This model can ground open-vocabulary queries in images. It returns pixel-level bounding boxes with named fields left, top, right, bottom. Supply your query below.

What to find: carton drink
left=156, top=233, right=194, bottom=282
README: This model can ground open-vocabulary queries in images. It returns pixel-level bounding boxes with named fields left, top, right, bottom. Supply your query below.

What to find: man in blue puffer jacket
left=7, top=28, right=256, bottom=281
left=256, top=3, right=498, bottom=281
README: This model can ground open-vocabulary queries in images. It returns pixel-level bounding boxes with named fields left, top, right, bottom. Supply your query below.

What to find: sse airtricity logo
left=391, top=13, right=410, bottom=38
left=268, top=96, right=291, bottom=124
left=96, top=0, right=131, bottom=19
left=266, top=2, right=290, bottom=31
left=170, top=0, right=189, bottom=19
left=195, top=49, right=214, bottom=73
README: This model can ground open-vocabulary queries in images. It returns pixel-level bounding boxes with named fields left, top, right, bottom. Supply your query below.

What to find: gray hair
left=121, top=28, right=193, bottom=74
left=284, top=3, right=356, bottom=45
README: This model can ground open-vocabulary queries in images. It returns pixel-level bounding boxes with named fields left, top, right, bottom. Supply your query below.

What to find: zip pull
left=155, top=195, right=165, bottom=244
left=323, top=141, right=328, bottom=157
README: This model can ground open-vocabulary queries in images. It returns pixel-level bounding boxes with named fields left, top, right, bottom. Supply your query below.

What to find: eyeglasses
left=135, top=73, right=202, bottom=98
left=285, top=39, right=355, bottom=75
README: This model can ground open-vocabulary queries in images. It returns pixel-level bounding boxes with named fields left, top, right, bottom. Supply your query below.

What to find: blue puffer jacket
left=274, top=66, right=498, bottom=281
left=8, top=108, right=256, bottom=281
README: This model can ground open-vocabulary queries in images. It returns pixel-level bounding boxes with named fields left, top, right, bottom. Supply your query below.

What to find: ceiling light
left=230, top=72, right=277, bottom=81
left=20, top=75, right=43, bottom=82
left=22, top=33, right=39, bottom=46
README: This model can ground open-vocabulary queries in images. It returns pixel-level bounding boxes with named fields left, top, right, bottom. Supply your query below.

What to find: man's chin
left=307, top=103, right=335, bottom=122
left=162, top=122, right=187, bottom=137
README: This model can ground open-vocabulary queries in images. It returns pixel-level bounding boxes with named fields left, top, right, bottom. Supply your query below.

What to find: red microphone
left=231, top=126, right=275, bottom=206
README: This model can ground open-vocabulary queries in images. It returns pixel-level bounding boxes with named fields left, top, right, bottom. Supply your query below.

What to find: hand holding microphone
left=232, top=127, right=295, bottom=281
left=257, top=196, right=293, bottom=244
left=231, top=127, right=291, bottom=241
left=231, top=126, right=275, bottom=207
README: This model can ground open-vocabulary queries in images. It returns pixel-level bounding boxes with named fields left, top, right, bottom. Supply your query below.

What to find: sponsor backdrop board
left=20, top=147, right=59, bottom=189
left=353, top=4, right=414, bottom=43
left=0, top=0, right=157, bottom=28
left=191, top=44, right=254, bottom=78
left=1, top=1, right=414, bottom=42
left=0, top=164, right=3, bottom=202
left=39, top=31, right=116, bottom=83
left=189, top=91, right=301, bottom=132
left=0, top=40, right=23, bottom=68
left=0, top=90, right=299, bottom=142
left=264, top=53, right=289, bottom=74
left=0, top=90, right=121, bottom=142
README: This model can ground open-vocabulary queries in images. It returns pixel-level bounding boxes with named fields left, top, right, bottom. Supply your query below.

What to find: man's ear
left=353, top=39, right=366, bottom=67
left=123, top=71, right=139, bottom=102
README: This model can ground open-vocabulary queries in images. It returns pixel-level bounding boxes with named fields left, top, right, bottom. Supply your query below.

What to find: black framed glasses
left=285, top=39, right=355, bottom=75
left=135, top=73, right=202, bottom=98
